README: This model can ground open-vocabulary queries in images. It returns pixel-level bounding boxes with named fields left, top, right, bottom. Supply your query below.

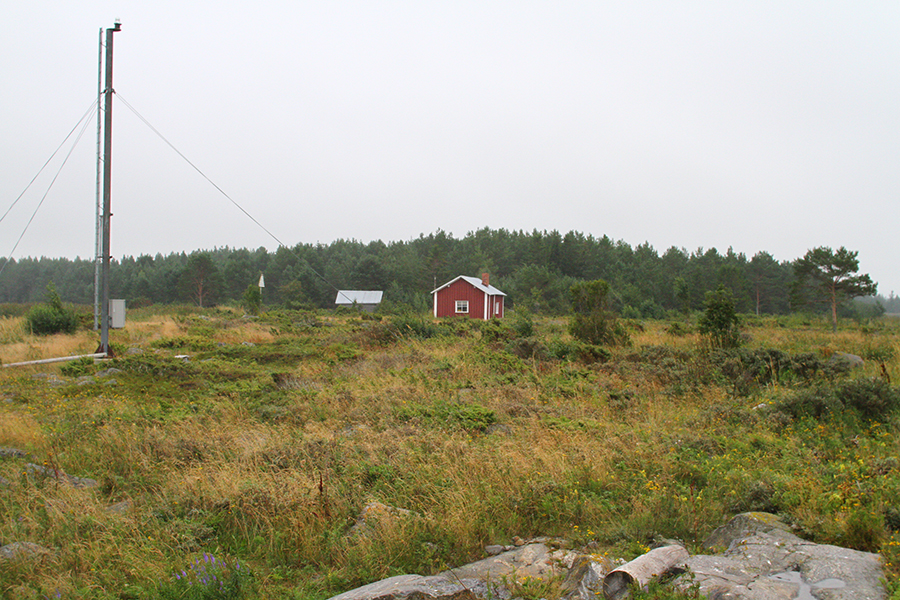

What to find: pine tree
left=792, top=247, right=877, bottom=332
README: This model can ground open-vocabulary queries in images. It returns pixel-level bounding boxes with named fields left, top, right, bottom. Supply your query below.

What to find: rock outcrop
left=681, top=512, right=884, bottom=600
left=325, top=513, right=886, bottom=600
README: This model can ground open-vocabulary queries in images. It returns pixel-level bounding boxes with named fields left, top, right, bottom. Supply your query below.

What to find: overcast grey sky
left=2, top=1, right=898, bottom=294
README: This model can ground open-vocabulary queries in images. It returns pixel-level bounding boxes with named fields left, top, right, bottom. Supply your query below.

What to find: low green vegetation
left=0, top=307, right=899, bottom=599
left=697, top=285, right=741, bottom=349
left=24, top=283, right=79, bottom=336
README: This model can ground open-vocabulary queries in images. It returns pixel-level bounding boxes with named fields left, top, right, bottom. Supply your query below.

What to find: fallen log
left=602, top=545, right=689, bottom=599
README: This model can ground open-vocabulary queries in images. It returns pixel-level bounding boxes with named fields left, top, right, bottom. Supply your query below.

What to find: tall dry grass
left=0, top=310, right=898, bottom=598
left=0, top=329, right=99, bottom=365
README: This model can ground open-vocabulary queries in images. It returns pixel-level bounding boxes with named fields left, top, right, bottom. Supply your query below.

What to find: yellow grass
left=0, top=329, right=99, bottom=365
left=0, top=411, right=45, bottom=451
left=0, top=310, right=898, bottom=598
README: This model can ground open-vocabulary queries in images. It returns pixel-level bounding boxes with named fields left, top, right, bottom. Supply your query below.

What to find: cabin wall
left=435, top=279, right=486, bottom=319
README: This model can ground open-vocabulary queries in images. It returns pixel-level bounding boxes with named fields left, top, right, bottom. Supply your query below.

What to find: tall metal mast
left=94, top=28, right=103, bottom=331
left=98, top=21, right=121, bottom=355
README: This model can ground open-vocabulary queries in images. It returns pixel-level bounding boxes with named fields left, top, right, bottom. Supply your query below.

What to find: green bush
left=698, top=285, right=741, bottom=349
left=713, top=347, right=809, bottom=395
left=60, top=356, right=95, bottom=377
left=481, top=318, right=514, bottom=343
left=836, top=377, right=899, bottom=420
left=0, top=303, right=30, bottom=317
left=151, top=336, right=217, bottom=352
left=773, top=377, right=898, bottom=421
left=395, top=399, right=498, bottom=432
left=665, top=321, right=692, bottom=336
left=242, top=284, right=262, bottom=315
left=841, top=507, right=886, bottom=552
left=391, top=314, right=441, bottom=339
left=546, top=338, right=610, bottom=363
left=24, top=283, right=78, bottom=335
left=505, top=337, right=547, bottom=359
left=569, top=279, right=629, bottom=346
left=510, top=310, right=535, bottom=338
left=775, top=387, right=842, bottom=420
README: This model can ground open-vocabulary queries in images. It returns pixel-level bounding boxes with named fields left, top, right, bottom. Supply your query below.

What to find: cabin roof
left=335, top=290, right=384, bottom=305
left=431, top=276, right=506, bottom=296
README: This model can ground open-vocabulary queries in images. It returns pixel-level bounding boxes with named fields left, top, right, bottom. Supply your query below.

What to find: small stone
left=513, top=536, right=525, bottom=547
left=25, top=463, right=98, bottom=488
left=0, top=542, right=51, bottom=560
left=485, top=545, right=505, bottom=556
left=829, top=352, right=864, bottom=369
left=67, top=475, right=98, bottom=489
left=350, top=502, right=421, bottom=537
left=485, top=423, right=512, bottom=436
left=0, top=447, right=27, bottom=459
left=106, top=500, right=133, bottom=514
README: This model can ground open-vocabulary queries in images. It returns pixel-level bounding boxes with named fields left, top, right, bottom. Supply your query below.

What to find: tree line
left=0, top=228, right=890, bottom=317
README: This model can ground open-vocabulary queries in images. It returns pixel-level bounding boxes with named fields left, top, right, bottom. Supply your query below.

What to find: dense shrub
left=836, top=377, right=899, bottom=420
left=242, top=284, right=262, bottom=315
left=509, top=311, right=535, bottom=338
left=391, top=314, right=441, bottom=339
left=712, top=347, right=857, bottom=396
left=840, top=508, right=886, bottom=552
left=665, top=321, right=692, bottom=336
left=505, top=337, right=546, bottom=359
left=24, top=283, right=78, bottom=335
left=624, top=345, right=700, bottom=387
left=714, top=348, right=791, bottom=395
left=775, top=387, right=842, bottom=420
left=698, top=285, right=741, bottom=349
left=395, top=399, right=498, bottom=432
left=0, top=303, right=30, bottom=317
left=569, top=279, right=629, bottom=346
left=546, top=338, right=610, bottom=363
left=775, top=377, right=898, bottom=421
left=151, top=336, right=217, bottom=352
left=60, top=356, right=95, bottom=377
left=481, top=318, right=514, bottom=343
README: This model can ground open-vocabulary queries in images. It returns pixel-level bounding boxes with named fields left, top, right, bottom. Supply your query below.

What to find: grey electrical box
left=110, top=299, right=126, bottom=329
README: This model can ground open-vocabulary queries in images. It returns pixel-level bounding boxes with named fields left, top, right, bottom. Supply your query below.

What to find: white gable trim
left=431, top=275, right=506, bottom=296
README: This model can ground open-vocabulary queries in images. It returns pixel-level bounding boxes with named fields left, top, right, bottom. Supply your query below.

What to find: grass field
left=0, top=307, right=898, bottom=599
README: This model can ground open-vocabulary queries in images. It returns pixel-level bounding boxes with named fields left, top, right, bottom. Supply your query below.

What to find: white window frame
left=455, top=300, right=469, bottom=314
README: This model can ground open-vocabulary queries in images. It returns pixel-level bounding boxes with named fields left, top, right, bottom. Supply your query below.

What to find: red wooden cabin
left=431, top=273, right=506, bottom=320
